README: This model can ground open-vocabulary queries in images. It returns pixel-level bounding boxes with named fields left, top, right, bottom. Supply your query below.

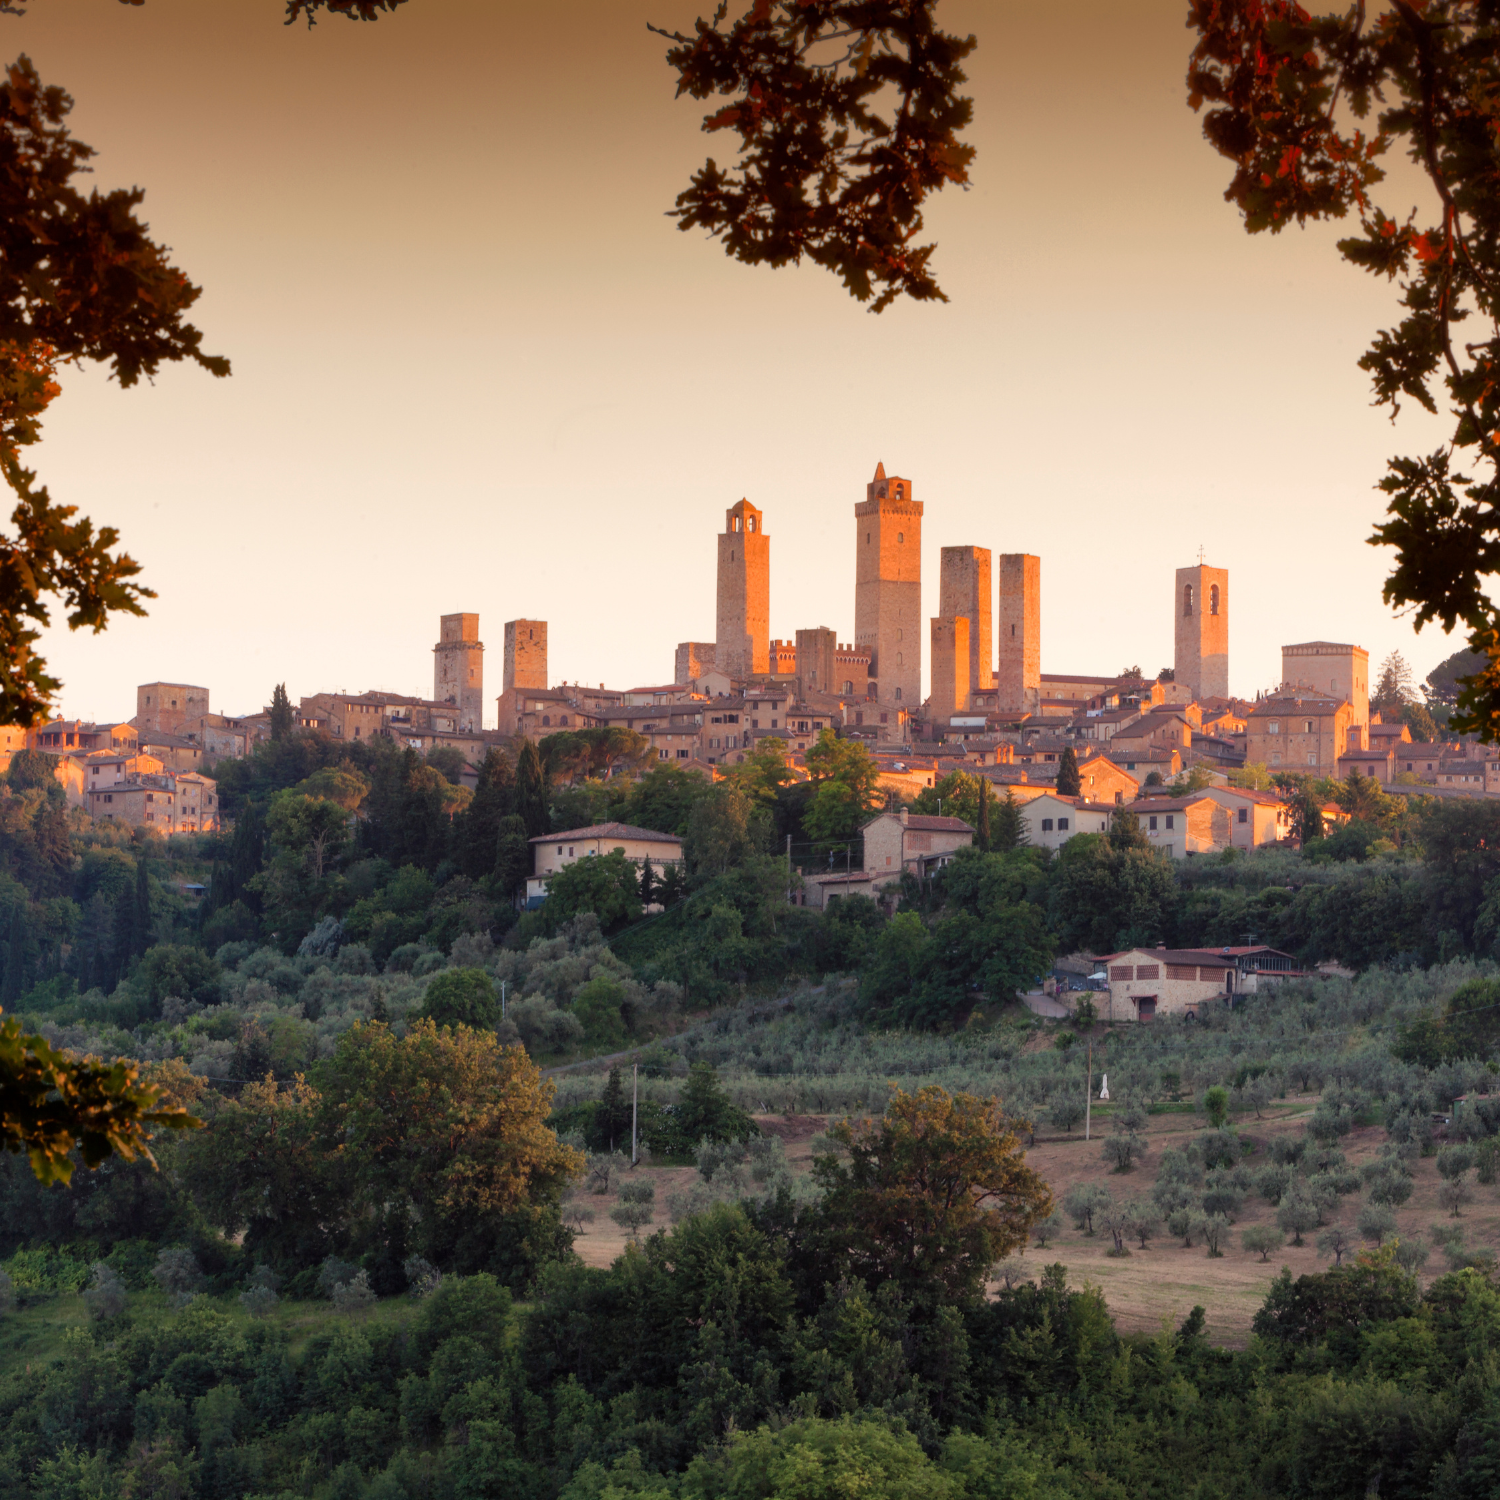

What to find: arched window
left=896, top=653, right=903, bottom=666
left=747, top=516, right=756, bottom=532
left=1210, top=584, right=1220, bottom=616
left=732, top=515, right=741, bottom=532
left=897, top=532, right=904, bottom=544
left=1183, top=584, right=1194, bottom=617
left=894, top=687, right=903, bottom=701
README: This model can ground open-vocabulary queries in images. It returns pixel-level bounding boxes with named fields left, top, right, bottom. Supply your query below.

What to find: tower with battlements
left=855, top=463, right=922, bottom=707
left=434, top=613, right=484, bottom=731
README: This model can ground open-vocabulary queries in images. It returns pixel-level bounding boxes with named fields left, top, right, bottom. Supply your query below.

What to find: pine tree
left=976, top=777, right=992, bottom=852
left=993, top=789, right=1026, bottom=852
left=514, top=738, right=550, bottom=840
left=1056, top=747, right=1081, bottom=797
left=269, top=683, right=294, bottom=741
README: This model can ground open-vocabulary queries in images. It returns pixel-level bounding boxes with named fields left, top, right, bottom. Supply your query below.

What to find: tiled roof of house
left=528, top=822, right=683, bottom=846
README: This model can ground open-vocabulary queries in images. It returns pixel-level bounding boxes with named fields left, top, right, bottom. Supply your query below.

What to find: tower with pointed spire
left=855, top=462, right=922, bottom=709
left=716, top=498, right=770, bottom=679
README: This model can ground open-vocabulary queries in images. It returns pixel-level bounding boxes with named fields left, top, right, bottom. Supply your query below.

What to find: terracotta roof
left=1128, top=795, right=1215, bottom=812
left=865, top=812, right=974, bottom=832
left=528, top=821, right=683, bottom=846
left=1098, top=947, right=1235, bottom=968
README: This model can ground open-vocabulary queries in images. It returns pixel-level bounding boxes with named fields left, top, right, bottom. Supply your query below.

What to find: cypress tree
left=1056, top=747, right=1082, bottom=797
left=494, top=814, right=531, bottom=905
left=639, top=859, right=655, bottom=907
left=977, top=778, right=992, bottom=852
left=514, top=738, right=550, bottom=840
left=1, top=903, right=27, bottom=1004
left=993, top=788, right=1026, bottom=852
left=31, top=792, right=72, bottom=896
left=594, top=1067, right=631, bottom=1152
left=459, top=748, right=515, bottom=879
left=270, top=683, right=294, bottom=741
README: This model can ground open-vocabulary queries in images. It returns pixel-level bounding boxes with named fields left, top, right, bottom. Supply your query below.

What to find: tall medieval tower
left=939, top=546, right=992, bottom=705
left=855, top=463, right=922, bottom=707
left=434, top=613, right=484, bottom=731
left=1174, top=563, right=1229, bottom=701
left=996, top=554, right=1040, bottom=714
left=504, top=619, right=548, bottom=694
left=716, top=499, right=770, bottom=679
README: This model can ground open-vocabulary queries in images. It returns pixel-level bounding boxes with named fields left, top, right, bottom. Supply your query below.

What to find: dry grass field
left=569, top=1100, right=1500, bottom=1346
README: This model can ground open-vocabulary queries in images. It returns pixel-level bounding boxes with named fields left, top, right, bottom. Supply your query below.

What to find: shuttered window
left=1167, top=964, right=1197, bottom=980
left=1136, top=964, right=1160, bottom=980
left=1109, top=965, right=1132, bottom=980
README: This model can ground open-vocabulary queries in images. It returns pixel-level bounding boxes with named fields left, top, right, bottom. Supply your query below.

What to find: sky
left=11, top=0, right=1463, bottom=726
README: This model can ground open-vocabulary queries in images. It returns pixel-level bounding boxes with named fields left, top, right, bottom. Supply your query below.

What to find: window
left=897, top=532, right=904, bottom=543
left=1148, top=815, right=1158, bottom=830
left=1165, top=814, right=1175, bottom=830
left=747, top=515, right=755, bottom=532
left=1237, top=807, right=1248, bottom=824
left=557, top=845, right=564, bottom=854
left=1308, top=752, right=1318, bottom=766
left=1268, top=720, right=1280, bottom=735
left=559, top=715, right=569, bottom=727
left=541, top=715, right=550, bottom=726
left=1058, top=817, right=1069, bottom=831
left=1041, top=818, right=1053, bottom=832
left=568, top=846, right=575, bottom=857
left=867, top=532, right=871, bottom=543
left=894, top=688, right=902, bottom=701
left=1303, top=720, right=1313, bottom=734
left=1210, top=583, right=1220, bottom=615
left=1183, top=583, right=1194, bottom=616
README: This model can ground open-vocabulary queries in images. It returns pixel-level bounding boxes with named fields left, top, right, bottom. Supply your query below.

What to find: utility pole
left=500, top=980, right=507, bottom=1020
left=631, top=1063, right=638, bottom=1165
left=1085, top=1037, right=1093, bottom=1141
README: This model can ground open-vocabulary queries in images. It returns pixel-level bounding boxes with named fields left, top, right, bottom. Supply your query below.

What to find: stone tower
left=1174, top=564, right=1229, bottom=701
left=716, top=499, right=770, bottom=680
left=855, top=463, right=922, bottom=707
left=1282, top=641, right=1368, bottom=738
left=434, top=613, right=484, bottom=731
left=504, top=619, right=548, bottom=694
left=996, top=554, right=1040, bottom=714
left=795, top=627, right=836, bottom=695
left=939, top=546, right=992, bottom=705
left=930, top=616, right=970, bottom=723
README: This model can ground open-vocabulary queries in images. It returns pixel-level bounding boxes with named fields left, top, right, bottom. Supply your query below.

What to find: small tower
left=930, top=616, right=970, bottom=724
left=1174, top=564, right=1229, bottom=701
left=434, top=613, right=484, bottom=731
left=939, top=546, right=993, bottom=704
left=996, top=554, right=1040, bottom=714
left=855, top=462, right=923, bottom=707
left=795, top=627, right=837, bottom=694
left=716, top=499, right=770, bottom=680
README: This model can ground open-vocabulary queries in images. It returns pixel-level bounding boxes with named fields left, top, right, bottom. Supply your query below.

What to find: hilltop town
left=3, top=464, right=1487, bottom=882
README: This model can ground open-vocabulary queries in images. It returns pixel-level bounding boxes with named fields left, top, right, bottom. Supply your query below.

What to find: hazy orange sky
left=11, top=0, right=1459, bottom=723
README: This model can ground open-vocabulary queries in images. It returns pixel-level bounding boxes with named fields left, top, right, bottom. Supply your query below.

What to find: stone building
left=1282, top=641, right=1369, bottom=740
left=527, top=821, right=684, bottom=905
left=834, top=641, right=872, bottom=698
left=794, top=627, right=838, bottom=695
left=855, top=463, right=922, bottom=708
left=1130, top=793, right=1232, bottom=857
left=135, top=731, right=205, bottom=774
left=929, top=615, right=970, bottom=722
left=862, top=807, right=973, bottom=889
left=136, top=682, right=210, bottom=736
left=939, top=546, right=992, bottom=703
left=496, top=619, right=548, bottom=735
left=675, top=642, right=716, bottom=685
left=1246, top=692, right=1355, bottom=773
left=997, top=553, right=1041, bottom=714
left=716, top=499, right=770, bottom=679
left=1017, top=793, right=1117, bottom=850
left=769, top=639, right=798, bottom=676
left=87, top=776, right=177, bottom=833
left=1174, top=563, right=1229, bottom=701
left=434, top=613, right=484, bottom=732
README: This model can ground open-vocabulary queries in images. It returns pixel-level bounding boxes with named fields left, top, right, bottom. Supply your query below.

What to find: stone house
left=1246, top=693, right=1356, bottom=773
left=1198, top=785, right=1290, bottom=848
left=1077, top=707, right=1143, bottom=743
left=172, top=772, right=220, bottom=833
left=1127, top=794, right=1229, bottom=857
left=526, top=821, right=685, bottom=905
left=1016, top=793, right=1116, bottom=850
left=136, top=683, right=210, bottom=737
left=30, top=719, right=137, bottom=753
left=861, top=808, right=974, bottom=889
left=88, top=776, right=177, bottom=832
left=136, top=731, right=206, bottom=774
left=1075, top=754, right=1138, bottom=805
left=1099, top=944, right=1303, bottom=1021
left=1336, top=746, right=1397, bottom=784
left=1104, top=746, right=1182, bottom=782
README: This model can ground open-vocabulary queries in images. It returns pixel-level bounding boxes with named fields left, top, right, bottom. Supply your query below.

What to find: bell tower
left=1174, top=562, right=1228, bottom=700
left=716, top=499, right=770, bottom=679
left=434, top=613, right=483, bottom=731
left=854, top=462, right=922, bottom=707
